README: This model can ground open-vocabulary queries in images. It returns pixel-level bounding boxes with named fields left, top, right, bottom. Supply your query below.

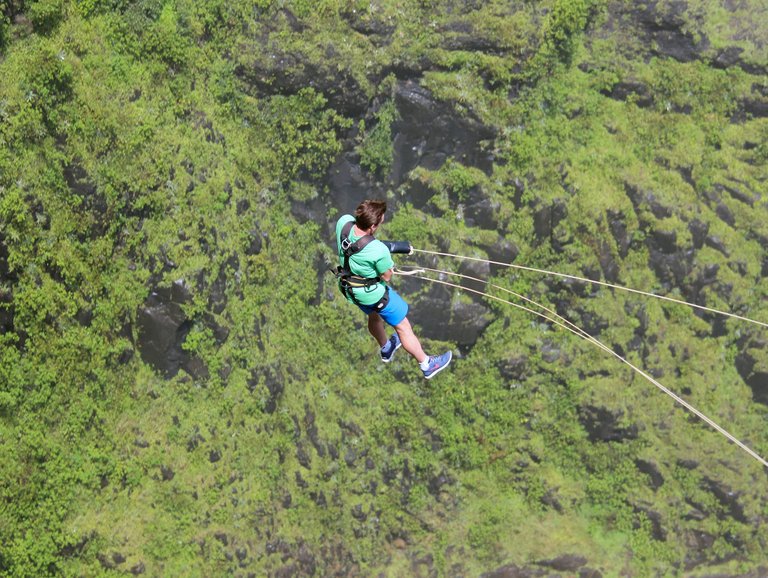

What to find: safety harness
left=335, top=220, right=390, bottom=310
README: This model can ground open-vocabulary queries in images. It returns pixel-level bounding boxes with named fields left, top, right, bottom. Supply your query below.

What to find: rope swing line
left=394, top=264, right=768, bottom=469
left=412, top=248, right=768, bottom=330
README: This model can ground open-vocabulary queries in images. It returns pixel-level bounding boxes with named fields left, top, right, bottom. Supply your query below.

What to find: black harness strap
left=336, top=221, right=389, bottom=309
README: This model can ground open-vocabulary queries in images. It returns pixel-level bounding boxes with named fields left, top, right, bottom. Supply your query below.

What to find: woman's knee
left=395, top=317, right=414, bottom=334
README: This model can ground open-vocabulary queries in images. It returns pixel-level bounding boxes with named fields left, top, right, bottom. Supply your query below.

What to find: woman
left=335, top=199, right=452, bottom=379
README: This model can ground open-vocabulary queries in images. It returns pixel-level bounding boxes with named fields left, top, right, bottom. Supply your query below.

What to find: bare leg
left=368, top=313, right=388, bottom=347
left=394, top=317, right=428, bottom=363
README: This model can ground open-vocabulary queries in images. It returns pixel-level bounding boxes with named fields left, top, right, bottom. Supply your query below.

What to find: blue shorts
left=357, top=288, right=409, bottom=327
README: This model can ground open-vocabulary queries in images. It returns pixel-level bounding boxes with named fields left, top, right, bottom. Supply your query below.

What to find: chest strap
left=336, top=221, right=381, bottom=305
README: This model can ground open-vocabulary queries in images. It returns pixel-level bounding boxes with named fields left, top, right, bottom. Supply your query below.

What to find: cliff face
left=1, top=0, right=767, bottom=576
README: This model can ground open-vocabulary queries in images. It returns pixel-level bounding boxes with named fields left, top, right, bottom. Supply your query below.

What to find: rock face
left=325, top=80, right=500, bottom=345
left=390, top=81, right=496, bottom=189
left=634, top=0, right=710, bottom=63
left=136, top=279, right=228, bottom=379
left=327, top=80, right=496, bottom=212
left=735, top=335, right=768, bottom=405
left=136, top=280, right=195, bottom=378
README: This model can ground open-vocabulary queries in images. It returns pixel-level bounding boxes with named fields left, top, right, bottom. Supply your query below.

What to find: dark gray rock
left=636, top=459, right=665, bottom=490
left=716, top=182, right=760, bottom=206
left=401, top=278, right=492, bottom=346
left=481, top=237, right=519, bottom=276
left=732, top=94, right=768, bottom=122
left=537, top=554, right=587, bottom=572
left=391, top=80, right=496, bottom=187
left=688, top=219, right=709, bottom=249
left=651, top=229, right=678, bottom=254
left=428, top=471, right=453, bottom=497
left=633, top=504, right=666, bottom=540
left=601, top=79, right=653, bottom=108
left=342, top=10, right=395, bottom=40
left=632, top=0, right=710, bottom=62
left=532, top=198, right=568, bottom=244
left=684, top=529, right=716, bottom=570
left=160, top=465, right=174, bottom=481
left=481, top=564, right=546, bottom=578
left=136, top=280, right=194, bottom=378
left=702, top=477, right=748, bottom=523
left=248, top=365, right=283, bottom=414
left=497, top=354, right=528, bottom=382
left=296, top=543, right=316, bottom=576
left=704, top=234, right=729, bottom=256
left=608, top=210, right=630, bottom=257
left=440, top=20, right=510, bottom=54
left=712, top=46, right=744, bottom=69
left=715, top=202, right=736, bottom=227
left=304, top=404, right=325, bottom=458
left=625, top=183, right=673, bottom=219
left=735, top=336, right=768, bottom=405
left=296, top=443, right=311, bottom=469
left=327, top=152, right=381, bottom=213
left=579, top=405, right=639, bottom=442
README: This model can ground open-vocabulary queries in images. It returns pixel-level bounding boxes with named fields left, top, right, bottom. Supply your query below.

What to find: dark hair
left=354, top=199, right=387, bottom=230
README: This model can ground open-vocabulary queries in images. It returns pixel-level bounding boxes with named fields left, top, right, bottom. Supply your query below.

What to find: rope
left=412, top=248, right=768, bottom=330
left=395, top=265, right=768, bottom=469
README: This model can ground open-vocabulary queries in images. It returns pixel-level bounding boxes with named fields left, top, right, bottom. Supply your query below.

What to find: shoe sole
left=380, top=341, right=402, bottom=363
left=424, top=353, right=452, bottom=379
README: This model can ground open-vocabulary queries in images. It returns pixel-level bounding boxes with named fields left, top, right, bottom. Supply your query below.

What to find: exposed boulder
left=390, top=81, right=496, bottom=188
left=633, top=504, right=666, bottom=540
left=63, top=162, right=108, bottom=238
left=537, top=554, right=588, bottom=572
left=631, top=0, right=710, bottom=63
left=136, top=280, right=195, bottom=378
left=497, top=354, right=529, bottom=383
left=684, top=529, right=716, bottom=570
left=136, top=279, right=228, bottom=379
left=636, top=459, right=665, bottom=490
left=579, top=405, right=639, bottom=442
left=341, top=9, right=395, bottom=41
left=735, top=335, right=768, bottom=405
left=702, top=476, right=749, bottom=523
left=532, top=198, right=568, bottom=244
left=248, top=364, right=283, bottom=414
left=712, top=45, right=745, bottom=69
left=601, top=79, right=653, bottom=108
left=400, top=277, right=493, bottom=346
left=481, top=563, right=548, bottom=577
left=327, top=152, right=381, bottom=213
left=0, top=289, right=13, bottom=337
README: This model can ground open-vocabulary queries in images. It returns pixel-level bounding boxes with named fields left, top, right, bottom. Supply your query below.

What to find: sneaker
left=422, top=351, right=453, bottom=379
left=380, top=333, right=402, bottom=363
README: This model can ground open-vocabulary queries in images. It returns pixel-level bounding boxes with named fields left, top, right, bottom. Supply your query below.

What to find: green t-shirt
left=335, top=214, right=394, bottom=305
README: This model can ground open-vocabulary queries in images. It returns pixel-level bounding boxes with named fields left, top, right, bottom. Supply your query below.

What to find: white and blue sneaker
left=422, top=351, right=452, bottom=379
left=380, top=333, right=401, bottom=363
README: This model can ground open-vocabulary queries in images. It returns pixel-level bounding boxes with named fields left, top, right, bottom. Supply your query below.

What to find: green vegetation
left=1, top=0, right=768, bottom=576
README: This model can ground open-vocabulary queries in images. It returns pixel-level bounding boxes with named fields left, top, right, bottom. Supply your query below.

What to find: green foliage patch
left=2, top=0, right=768, bottom=576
